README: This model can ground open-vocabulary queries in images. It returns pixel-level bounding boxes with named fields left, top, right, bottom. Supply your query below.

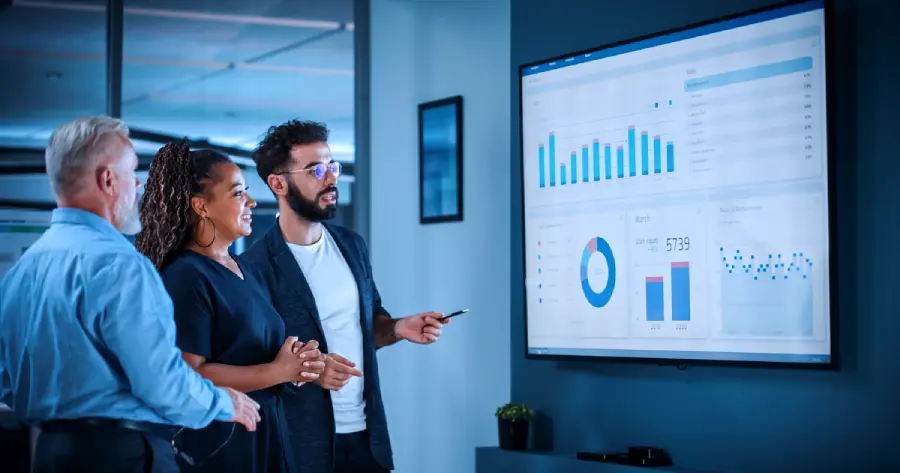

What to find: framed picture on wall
left=419, top=95, right=463, bottom=224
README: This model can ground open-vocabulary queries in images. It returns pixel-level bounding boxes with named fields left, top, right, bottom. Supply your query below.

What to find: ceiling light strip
left=12, top=0, right=352, bottom=30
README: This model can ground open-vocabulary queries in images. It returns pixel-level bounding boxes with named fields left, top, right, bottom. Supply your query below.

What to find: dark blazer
left=241, top=221, right=394, bottom=473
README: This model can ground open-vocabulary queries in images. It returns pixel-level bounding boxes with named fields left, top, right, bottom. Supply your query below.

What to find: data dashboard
left=520, top=0, right=832, bottom=364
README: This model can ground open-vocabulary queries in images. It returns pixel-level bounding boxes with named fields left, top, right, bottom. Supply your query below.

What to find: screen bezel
left=516, top=0, right=838, bottom=369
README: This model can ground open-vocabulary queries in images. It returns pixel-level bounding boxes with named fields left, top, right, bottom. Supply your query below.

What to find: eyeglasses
left=171, top=423, right=235, bottom=467
left=278, top=162, right=341, bottom=180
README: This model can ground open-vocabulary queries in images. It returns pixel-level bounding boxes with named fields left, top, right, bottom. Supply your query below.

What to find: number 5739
left=666, top=237, right=690, bottom=251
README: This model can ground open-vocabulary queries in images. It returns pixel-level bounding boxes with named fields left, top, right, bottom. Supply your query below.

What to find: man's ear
left=97, top=166, right=116, bottom=197
left=267, top=174, right=287, bottom=196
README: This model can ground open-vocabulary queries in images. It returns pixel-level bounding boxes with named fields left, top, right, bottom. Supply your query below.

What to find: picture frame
left=419, top=95, right=463, bottom=224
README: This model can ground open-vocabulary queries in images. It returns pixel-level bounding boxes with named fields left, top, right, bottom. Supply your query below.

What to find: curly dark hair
left=134, top=140, right=232, bottom=269
left=252, top=119, right=330, bottom=183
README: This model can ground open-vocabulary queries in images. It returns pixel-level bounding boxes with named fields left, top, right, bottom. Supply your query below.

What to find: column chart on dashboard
left=522, top=15, right=826, bottom=207
left=627, top=204, right=710, bottom=341
left=521, top=0, right=832, bottom=363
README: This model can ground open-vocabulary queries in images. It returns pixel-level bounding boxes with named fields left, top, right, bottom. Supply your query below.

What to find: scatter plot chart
left=719, top=247, right=814, bottom=337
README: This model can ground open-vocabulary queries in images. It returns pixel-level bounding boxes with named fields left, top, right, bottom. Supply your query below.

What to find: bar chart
left=626, top=203, right=708, bottom=338
left=643, top=262, right=692, bottom=322
left=536, top=125, right=675, bottom=189
left=718, top=247, right=814, bottom=337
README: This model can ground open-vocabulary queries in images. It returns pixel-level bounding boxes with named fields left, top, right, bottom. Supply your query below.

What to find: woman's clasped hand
left=275, top=337, right=326, bottom=386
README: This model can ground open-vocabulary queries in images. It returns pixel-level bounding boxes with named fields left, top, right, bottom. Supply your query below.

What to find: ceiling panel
left=255, top=31, right=355, bottom=70
left=0, top=0, right=356, bottom=162
left=122, top=21, right=347, bottom=64
left=0, top=5, right=106, bottom=54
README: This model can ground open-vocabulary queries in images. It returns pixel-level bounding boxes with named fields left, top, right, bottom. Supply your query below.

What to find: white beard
left=114, top=195, right=142, bottom=236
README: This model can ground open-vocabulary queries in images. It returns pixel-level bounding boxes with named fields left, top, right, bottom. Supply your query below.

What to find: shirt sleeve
left=96, top=254, right=233, bottom=428
left=161, top=264, right=214, bottom=358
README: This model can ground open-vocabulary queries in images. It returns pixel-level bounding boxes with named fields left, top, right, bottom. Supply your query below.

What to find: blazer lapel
left=326, top=225, right=366, bottom=287
left=325, top=225, right=372, bottom=337
left=267, top=222, right=326, bottom=339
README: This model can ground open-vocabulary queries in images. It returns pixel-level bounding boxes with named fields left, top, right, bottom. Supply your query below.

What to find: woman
left=135, top=140, right=324, bottom=473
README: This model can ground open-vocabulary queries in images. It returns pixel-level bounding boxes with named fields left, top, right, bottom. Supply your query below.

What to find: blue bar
left=646, top=277, right=664, bottom=322
left=616, top=146, right=624, bottom=178
left=592, top=141, right=601, bottom=181
left=549, top=133, right=556, bottom=186
left=684, top=56, right=813, bottom=92
left=561, top=164, right=567, bottom=185
left=672, top=262, right=690, bottom=321
left=666, top=141, right=674, bottom=172
left=581, top=146, right=589, bottom=182
left=604, top=144, right=612, bottom=180
left=653, top=136, right=661, bottom=173
left=641, top=131, right=649, bottom=176
left=570, top=152, right=577, bottom=183
left=628, top=126, right=636, bottom=177
left=539, top=145, right=545, bottom=188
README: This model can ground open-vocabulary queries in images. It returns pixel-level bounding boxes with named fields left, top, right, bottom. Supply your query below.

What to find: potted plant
left=495, top=402, right=535, bottom=450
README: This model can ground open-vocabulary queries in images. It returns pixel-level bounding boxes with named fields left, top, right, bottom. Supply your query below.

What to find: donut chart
left=580, top=237, right=617, bottom=308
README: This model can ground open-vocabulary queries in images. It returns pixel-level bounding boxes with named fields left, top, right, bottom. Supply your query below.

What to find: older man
left=0, top=116, right=261, bottom=473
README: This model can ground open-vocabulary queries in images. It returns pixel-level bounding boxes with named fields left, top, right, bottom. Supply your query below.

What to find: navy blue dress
left=160, top=249, right=295, bottom=473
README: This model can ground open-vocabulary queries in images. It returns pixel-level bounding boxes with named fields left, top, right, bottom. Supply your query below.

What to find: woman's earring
left=196, top=216, right=217, bottom=248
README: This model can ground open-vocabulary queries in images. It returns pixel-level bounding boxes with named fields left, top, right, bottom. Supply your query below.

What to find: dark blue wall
left=509, top=1, right=900, bottom=472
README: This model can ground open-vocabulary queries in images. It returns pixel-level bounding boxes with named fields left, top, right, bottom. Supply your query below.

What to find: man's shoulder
left=324, top=223, right=365, bottom=247
left=31, top=230, right=152, bottom=271
left=240, top=230, right=280, bottom=280
left=241, top=237, right=273, bottom=265
left=86, top=241, right=154, bottom=267
left=2, top=233, right=159, bottom=297
left=85, top=246, right=162, bottom=289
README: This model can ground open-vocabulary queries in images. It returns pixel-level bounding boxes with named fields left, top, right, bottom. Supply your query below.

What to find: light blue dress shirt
left=0, top=208, right=233, bottom=428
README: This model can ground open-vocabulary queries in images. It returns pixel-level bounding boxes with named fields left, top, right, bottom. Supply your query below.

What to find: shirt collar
left=51, top=207, right=127, bottom=240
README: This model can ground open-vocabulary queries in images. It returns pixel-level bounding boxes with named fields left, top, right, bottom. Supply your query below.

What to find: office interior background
left=1, top=0, right=899, bottom=472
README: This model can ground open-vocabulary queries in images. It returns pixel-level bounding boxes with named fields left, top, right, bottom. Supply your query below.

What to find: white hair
left=45, top=116, right=130, bottom=197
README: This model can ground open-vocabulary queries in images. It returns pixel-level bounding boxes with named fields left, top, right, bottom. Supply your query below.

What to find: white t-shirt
left=287, top=228, right=366, bottom=434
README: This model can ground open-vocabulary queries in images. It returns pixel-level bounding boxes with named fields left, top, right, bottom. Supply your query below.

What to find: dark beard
left=286, top=181, right=338, bottom=223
